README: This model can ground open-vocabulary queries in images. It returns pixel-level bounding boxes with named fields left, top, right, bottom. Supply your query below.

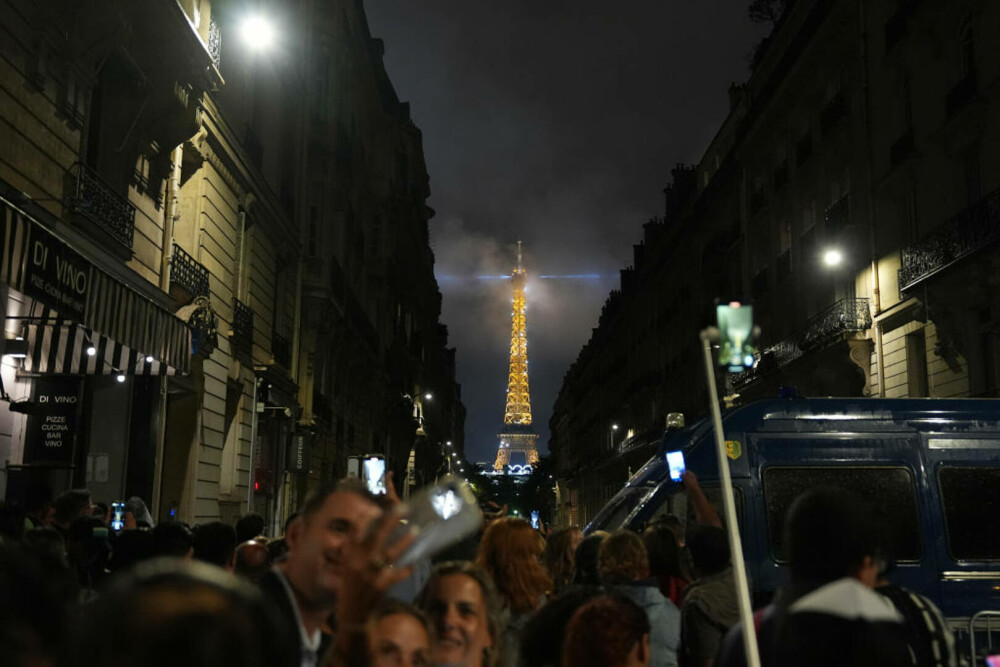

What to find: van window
left=763, top=467, right=921, bottom=561
left=938, top=466, right=1000, bottom=561
left=644, top=485, right=744, bottom=537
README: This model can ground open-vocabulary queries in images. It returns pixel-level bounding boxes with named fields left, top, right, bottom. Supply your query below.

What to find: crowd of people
left=0, top=470, right=958, bottom=667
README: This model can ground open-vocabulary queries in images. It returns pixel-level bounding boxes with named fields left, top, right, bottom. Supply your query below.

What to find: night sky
left=364, top=2, right=768, bottom=465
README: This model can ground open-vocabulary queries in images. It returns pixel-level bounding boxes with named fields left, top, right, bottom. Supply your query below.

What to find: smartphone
left=716, top=301, right=757, bottom=373
left=394, top=475, right=483, bottom=567
left=362, top=455, right=387, bottom=495
left=666, top=450, right=686, bottom=482
left=530, top=510, right=540, bottom=530
left=111, top=501, right=125, bottom=532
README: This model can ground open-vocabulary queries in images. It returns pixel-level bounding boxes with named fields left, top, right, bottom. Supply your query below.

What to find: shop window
left=763, top=466, right=921, bottom=561
left=938, top=466, right=1000, bottom=560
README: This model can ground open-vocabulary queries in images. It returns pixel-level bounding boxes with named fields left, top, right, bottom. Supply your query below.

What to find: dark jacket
left=716, top=577, right=911, bottom=667
left=258, top=568, right=332, bottom=667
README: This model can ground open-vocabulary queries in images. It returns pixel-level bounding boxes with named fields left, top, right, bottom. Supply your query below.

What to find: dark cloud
left=365, top=1, right=767, bottom=463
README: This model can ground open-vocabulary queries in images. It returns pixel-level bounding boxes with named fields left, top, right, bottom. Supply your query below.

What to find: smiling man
left=259, top=478, right=386, bottom=667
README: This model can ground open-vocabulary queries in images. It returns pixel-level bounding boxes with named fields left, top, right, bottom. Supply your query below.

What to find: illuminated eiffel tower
left=494, top=241, right=540, bottom=472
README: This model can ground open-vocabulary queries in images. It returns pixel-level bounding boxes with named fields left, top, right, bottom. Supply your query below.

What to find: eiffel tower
left=494, top=241, right=540, bottom=472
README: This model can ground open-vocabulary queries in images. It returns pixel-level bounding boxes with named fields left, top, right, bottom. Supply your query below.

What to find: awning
left=1, top=198, right=191, bottom=375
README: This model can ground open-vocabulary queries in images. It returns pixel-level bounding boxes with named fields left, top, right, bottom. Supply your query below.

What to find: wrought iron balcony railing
left=230, top=298, right=254, bottom=353
left=70, top=162, right=136, bottom=249
left=170, top=243, right=210, bottom=297
left=208, top=19, right=222, bottom=70
left=799, top=298, right=872, bottom=351
left=732, top=298, right=871, bottom=390
left=271, top=332, right=291, bottom=368
left=898, top=187, right=1000, bottom=292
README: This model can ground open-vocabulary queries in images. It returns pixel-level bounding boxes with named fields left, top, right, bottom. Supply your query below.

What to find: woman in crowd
left=477, top=518, right=552, bottom=667
left=562, top=594, right=652, bottom=667
left=542, top=526, right=582, bottom=596
left=368, top=599, right=432, bottom=667
left=571, top=531, right=608, bottom=586
left=417, top=561, right=503, bottom=667
left=643, top=522, right=688, bottom=606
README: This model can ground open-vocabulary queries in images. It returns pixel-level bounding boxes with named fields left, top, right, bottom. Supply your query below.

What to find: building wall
left=551, top=0, right=1000, bottom=528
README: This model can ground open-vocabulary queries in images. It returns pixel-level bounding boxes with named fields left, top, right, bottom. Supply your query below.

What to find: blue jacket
left=611, top=580, right=681, bottom=667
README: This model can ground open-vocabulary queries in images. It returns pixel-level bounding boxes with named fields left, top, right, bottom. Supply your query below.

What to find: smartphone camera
left=666, top=450, right=686, bottom=482
left=716, top=301, right=757, bottom=373
left=363, top=456, right=387, bottom=495
left=111, top=501, right=125, bottom=532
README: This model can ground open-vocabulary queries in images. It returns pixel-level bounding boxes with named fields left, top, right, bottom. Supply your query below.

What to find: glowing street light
left=611, top=424, right=619, bottom=431
left=822, top=248, right=843, bottom=267
left=424, top=392, right=433, bottom=401
left=240, top=15, right=277, bottom=52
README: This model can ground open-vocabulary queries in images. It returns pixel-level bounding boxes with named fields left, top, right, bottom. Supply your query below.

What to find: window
left=938, top=466, right=1000, bottom=560
left=763, top=466, right=921, bottom=561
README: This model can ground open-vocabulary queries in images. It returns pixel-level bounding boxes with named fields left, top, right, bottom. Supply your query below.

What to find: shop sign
left=23, top=377, right=81, bottom=465
left=23, top=225, right=92, bottom=321
left=286, top=432, right=310, bottom=474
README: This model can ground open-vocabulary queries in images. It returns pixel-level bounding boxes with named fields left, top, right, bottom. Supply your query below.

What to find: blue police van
left=586, top=398, right=1000, bottom=625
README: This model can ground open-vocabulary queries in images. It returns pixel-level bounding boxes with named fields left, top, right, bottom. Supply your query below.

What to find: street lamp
left=424, top=392, right=433, bottom=401
left=240, top=15, right=277, bottom=51
left=822, top=248, right=843, bottom=267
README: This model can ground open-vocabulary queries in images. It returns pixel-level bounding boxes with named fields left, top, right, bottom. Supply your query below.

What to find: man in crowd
left=716, top=488, right=911, bottom=667
left=680, top=524, right=740, bottom=666
left=258, top=478, right=388, bottom=667
left=52, top=489, right=93, bottom=534
left=192, top=521, right=238, bottom=570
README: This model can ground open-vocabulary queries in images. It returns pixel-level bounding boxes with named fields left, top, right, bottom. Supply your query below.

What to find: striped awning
left=1, top=198, right=191, bottom=376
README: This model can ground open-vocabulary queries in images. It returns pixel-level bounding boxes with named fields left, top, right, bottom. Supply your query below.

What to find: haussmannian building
left=0, top=0, right=463, bottom=532
left=550, top=0, right=1000, bottom=529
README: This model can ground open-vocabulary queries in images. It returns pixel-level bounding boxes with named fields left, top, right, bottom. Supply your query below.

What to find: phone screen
left=395, top=476, right=483, bottom=567
left=363, top=456, right=387, bottom=495
left=666, top=450, right=686, bottom=482
left=111, top=502, right=125, bottom=532
left=985, top=656, right=1000, bottom=667
left=716, top=301, right=756, bottom=372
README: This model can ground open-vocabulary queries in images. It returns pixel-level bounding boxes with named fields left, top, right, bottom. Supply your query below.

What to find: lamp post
left=609, top=423, right=620, bottom=453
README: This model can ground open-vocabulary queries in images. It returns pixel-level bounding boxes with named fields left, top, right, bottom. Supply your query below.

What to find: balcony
left=820, top=91, right=848, bottom=136
left=898, top=187, right=1000, bottom=292
left=824, top=194, right=851, bottom=235
left=889, top=128, right=915, bottom=169
left=230, top=298, right=254, bottom=354
left=799, top=298, right=872, bottom=351
left=208, top=19, right=222, bottom=70
left=170, top=243, right=210, bottom=298
left=946, top=74, right=977, bottom=118
left=69, top=162, right=136, bottom=249
left=271, top=332, right=291, bottom=368
left=733, top=298, right=871, bottom=390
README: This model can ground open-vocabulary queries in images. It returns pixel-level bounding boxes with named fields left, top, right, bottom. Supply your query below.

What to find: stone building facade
left=0, top=0, right=463, bottom=531
left=551, top=0, right=1000, bottom=528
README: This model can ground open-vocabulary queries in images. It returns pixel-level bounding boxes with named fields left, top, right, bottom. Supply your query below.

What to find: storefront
left=0, top=197, right=191, bottom=510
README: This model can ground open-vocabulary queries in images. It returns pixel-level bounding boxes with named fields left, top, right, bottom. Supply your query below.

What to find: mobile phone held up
left=111, top=501, right=125, bottom=532
left=665, top=450, right=686, bottom=482
left=715, top=300, right=758, bottom=373
left=362, top=455, right=387, bottom=495
left=394, top=475, right=483, bottom=567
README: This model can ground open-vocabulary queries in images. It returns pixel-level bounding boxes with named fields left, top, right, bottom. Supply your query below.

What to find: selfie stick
left=700, top=327, right=761, bottom=667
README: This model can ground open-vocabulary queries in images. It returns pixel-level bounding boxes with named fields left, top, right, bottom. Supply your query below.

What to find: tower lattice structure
left=494, top=242, right=540, bottom=472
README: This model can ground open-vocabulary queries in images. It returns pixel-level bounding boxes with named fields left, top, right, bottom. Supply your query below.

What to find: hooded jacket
left=611, top=579, right=681, bottom=667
